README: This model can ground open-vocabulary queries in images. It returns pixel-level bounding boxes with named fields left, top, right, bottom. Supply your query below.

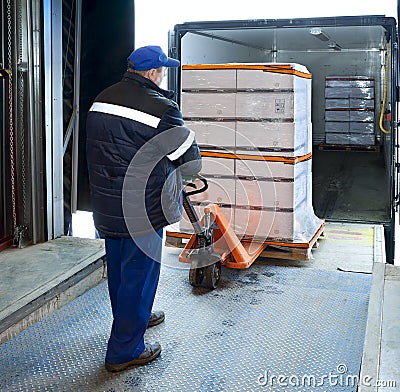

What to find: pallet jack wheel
left=204, top=261, right=221, bottom=289
left=189, top=265, right=205, bottom=287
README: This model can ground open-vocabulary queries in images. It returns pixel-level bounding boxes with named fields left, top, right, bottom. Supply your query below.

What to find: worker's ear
left=145, top=68, right=157, bottom=82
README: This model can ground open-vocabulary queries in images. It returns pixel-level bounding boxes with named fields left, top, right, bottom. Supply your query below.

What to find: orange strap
left=182, top=63, right=312, bottom=79
left=200, top=150, right=312, bottom=164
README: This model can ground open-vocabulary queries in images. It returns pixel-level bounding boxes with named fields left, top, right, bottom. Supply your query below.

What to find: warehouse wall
left=75, top=0, right=135, bottom=213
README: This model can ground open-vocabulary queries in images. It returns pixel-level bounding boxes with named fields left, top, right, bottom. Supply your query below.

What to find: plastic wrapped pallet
left=179, top=63, right=323, bottom=243
left=324, top=76, right=375, bottom=146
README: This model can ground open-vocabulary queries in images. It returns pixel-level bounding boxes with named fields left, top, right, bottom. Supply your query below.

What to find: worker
left=86, top=45, right=202, bottom=372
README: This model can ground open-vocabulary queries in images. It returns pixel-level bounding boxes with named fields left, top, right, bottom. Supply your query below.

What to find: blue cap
left=127, top=45, right=180, bottom=70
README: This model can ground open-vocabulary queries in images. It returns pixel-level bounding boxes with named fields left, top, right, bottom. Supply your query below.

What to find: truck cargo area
left=313, top=148, right=390, bottom=223
left=2, top=222, right=399, bottom=391
left=171, top=15, right=396, bottom=260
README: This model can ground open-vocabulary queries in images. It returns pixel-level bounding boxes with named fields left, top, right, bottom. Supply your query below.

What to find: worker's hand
left=182, top=175, right=198, bottom=182
left=182, top=176, right=197, bottom=188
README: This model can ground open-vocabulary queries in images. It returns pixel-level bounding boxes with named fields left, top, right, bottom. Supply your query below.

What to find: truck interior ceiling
left=175, top=16, right=396, bottom=258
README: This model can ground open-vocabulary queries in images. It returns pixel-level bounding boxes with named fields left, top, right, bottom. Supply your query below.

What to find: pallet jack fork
left=179, top=177, right=268, bottom=289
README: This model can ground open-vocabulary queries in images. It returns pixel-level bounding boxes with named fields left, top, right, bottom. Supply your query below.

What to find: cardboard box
left=350, top=99, right=374, bottom=109
left=185, top=120, right=235, bottom=150
left=349, top=110, right=374, bottom=122
left=182, top=69, right=236, bottom=90
left=325, top=133, right=352, bottom=145
left=234, top=208, right=291, bottom=239
left=235, top=121, right=312, bottom=157
left=234, top=203, right=323, bottom=241
left=325, top=87, right=351, bottom=98
left=187, top=178, right=235, bottom=205
left=349, top=133, right=375, bottom=145
left=349, top=122, right=374, bottom=134
left=325, top=99, right=350, bottom=109
left=325, top=79, right=352, bottom=88
left=325, top=111, right=350, bottom=122
left=236, top=92, right=310, bottom=122
left=325, top=122, right=350, bottom=133
left=236, top=66, right=311, bottom=91
left=235, top=157, right=310, bottom=179
left=200, top=156, right=235, bottom=176
left=350, top=87, right=374, bottom=99
left=235, top=175, right=308, bottom=209
left=182, top=92, right=236, bottom=118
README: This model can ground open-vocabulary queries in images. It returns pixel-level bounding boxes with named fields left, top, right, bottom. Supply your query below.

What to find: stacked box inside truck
left=324, top=76, right=376, bottom=145
left=179, top=64, right=323, bottom=243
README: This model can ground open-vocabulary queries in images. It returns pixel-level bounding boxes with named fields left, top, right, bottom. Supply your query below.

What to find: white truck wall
left=181, top=33, right=272, bottom=64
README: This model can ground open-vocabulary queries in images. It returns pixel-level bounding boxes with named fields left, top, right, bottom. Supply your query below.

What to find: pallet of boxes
left=166, top=63, right=325, bottom=261
left=322, top=76, right=377, bottom=151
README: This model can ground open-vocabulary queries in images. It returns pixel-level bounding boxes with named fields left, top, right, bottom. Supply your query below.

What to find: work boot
left=147, top=310, right=165, bottom=328
left=105, top=342, right=162, bottom=372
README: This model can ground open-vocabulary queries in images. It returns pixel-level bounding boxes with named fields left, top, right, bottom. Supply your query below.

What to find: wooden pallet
left=166, top=222, right=325, bottom=262
left=259, top=243, right=318, bottom=261
left=318, top=143, right=380, bottom=152
left=165, top=234, right=189, bottom=248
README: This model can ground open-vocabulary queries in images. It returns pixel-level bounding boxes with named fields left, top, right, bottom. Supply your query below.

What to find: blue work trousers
left=104, top=228, right=163, bottom=364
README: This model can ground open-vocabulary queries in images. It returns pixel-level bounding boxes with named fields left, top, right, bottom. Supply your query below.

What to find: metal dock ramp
left=0, top=255, right=372, bottom=391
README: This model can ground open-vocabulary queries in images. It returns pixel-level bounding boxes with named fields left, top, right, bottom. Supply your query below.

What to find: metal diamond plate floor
left=0, top=262, right=372, bottom=392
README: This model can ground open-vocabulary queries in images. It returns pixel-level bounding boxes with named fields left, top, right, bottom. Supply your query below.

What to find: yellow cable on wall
left=379, top=44, right=391, bottom=134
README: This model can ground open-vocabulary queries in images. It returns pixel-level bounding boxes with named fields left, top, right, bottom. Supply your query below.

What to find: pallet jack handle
left=183, top=176, right=208, bottom=196
left=179, top=202, right=268, bottom=269
left=182, top=177, right=215, bottom=254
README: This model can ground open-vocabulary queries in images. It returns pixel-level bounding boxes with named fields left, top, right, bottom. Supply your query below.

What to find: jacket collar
left=122, top=71, right=175, bottom=99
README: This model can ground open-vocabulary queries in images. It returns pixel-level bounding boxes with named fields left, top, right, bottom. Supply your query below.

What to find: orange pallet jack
left=179, top=177, right=268, bottom=289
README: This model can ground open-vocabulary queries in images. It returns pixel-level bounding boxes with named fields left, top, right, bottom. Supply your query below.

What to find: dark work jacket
left=86, top=72, right=202, bottom=237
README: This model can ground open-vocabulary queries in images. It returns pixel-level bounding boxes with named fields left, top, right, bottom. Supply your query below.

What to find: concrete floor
left=378, top=265, right=400, bottom=391
left=0, top=236, right=105, bottom=344
left=359, top=263, right=400, bottom=392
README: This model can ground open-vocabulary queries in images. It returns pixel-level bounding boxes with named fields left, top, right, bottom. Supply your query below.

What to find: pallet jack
left=180, top=177, right=269, bottom=289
